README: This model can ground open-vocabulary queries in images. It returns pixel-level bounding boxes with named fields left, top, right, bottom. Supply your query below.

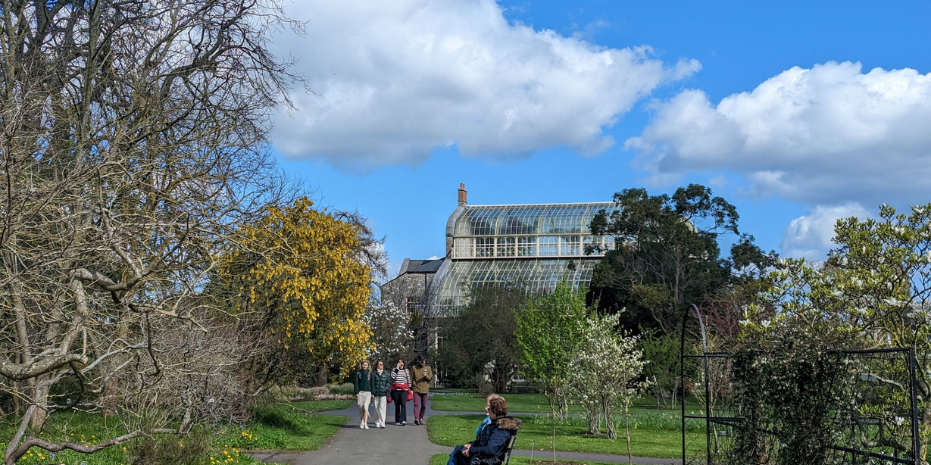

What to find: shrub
left=130, top=428, right=210, bottom=465
left=327, top=383, right=354, bottom=396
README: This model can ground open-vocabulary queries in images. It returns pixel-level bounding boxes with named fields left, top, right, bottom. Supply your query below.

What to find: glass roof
left=453, top=203, right=618, bottom=237
left=435, top=258, right=598, bottom=310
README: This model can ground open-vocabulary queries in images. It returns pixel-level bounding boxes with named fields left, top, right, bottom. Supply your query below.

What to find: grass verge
left=430, top=392, right=698, bottom=415
left=427, top=413, right=701, bottom=459
left=430, top=392, right=582, bottom=413
left=2, top=400, right=352, bottom=465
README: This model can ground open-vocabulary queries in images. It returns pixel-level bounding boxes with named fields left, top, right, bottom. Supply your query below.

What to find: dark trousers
left=391, top=389, right=407, bottom=423
left=413, top=392, right=428, bottom=421
left=447, top=445, right=470, bottom=465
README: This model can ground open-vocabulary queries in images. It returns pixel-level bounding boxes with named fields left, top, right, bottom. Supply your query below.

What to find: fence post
left=680, top=304, right=688, bottom=465
left=693, top=304, right=712, bottom=465
left=908, top=347, right=920, bottom=465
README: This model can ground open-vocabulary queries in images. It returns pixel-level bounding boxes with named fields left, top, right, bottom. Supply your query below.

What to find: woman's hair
left=413, top=355, right=425, bottom=366
left=375, top=360, right=384, bottom=368
left=360, top=359, right=370, bottom=369
left=487, top=395, right=507, bottom=417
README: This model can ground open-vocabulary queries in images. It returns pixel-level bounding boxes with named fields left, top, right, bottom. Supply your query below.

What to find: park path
left=248, top=396, right=680, bottom=465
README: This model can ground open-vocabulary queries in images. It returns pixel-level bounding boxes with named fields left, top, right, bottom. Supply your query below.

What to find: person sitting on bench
left=447, top=395, right=521, bottom=465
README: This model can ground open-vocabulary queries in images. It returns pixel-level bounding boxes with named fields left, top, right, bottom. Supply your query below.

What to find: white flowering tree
left=362, top=298, right=414, bottom=362
left=568, top=312, right=647, bottom=463
left=746, top=203, right=931, bottom=463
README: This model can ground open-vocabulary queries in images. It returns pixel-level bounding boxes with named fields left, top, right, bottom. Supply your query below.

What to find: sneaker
left=380, top=425, right=385, bottom=429
left=395, top=422, right=401, bottom=426
left=414, top=419, right=420, bottom=425
left=360, top=421, right=365, bottom=429
left=401, top=421, right=407, bottom=426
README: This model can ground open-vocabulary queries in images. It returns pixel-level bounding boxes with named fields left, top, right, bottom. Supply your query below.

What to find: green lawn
left=430, top=392, right=583, bottom=413
left=2, top=400, right=352, bottom=465
left=227, top=402, right=349, bottom=451
left=291, top=399, right=353, bottom=413
left=427, top=412, right=702, bottom=459
left=428, top=392, right=704, bottom=459
left=430, top=391, right=696, bottom=415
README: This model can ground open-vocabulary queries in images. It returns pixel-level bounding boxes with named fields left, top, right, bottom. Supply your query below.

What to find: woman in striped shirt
left=389, top=358, right=411, bottom=425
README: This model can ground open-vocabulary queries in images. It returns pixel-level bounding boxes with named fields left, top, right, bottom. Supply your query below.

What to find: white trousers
left=373, top=395, right=387, bottom=426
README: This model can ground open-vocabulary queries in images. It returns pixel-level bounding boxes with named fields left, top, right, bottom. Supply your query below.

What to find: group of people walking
left=355, top=360, right=522, bottom=465
left=353, top=355, right=432, bottom=428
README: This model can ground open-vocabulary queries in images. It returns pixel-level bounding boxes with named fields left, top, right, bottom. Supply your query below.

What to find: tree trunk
left=312, top=366, right=328, bottom=387
left=30, top=376, right=49, bottom=429
left=603, top=398, right=616, bottom=440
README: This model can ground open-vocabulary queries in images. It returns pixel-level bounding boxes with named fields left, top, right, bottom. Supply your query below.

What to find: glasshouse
left=383, top=184, right=619, bottom=314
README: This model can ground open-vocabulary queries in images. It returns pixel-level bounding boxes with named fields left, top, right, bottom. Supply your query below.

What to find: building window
left=475, top=237, right=495, bottom=257
left=406, top=296, right=424, bottom=313
left=517, top=236, right=536, bottom=256
left=497, top=237, right=516, bottom=257
left=560, top=236, right=581, bottom=256
left=539, top=236, right=558, bottom=256
left=454, top=238, right=473, bottom=258
left=583, top=235, right=606, bottom=255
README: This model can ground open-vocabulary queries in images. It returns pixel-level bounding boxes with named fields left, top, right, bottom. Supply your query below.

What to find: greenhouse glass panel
left=475, top=237, right=495, bottom=257
left=470, top=210, right=497, bottom=235
left=500, top=214, right=535, bottom=235
left=539, top=236, right=558, bottom=256
left=583, top=236, right=606, bottom=254
left=550, top=211, right=585, bottom=234
left=497, top=237, right=516, bottom=257
left=560, top=236, right=581, bottom=256
left=452, top=203, right=619, bottom=237
left=436, top=258, right=599, bottom=309
left=454, top=238, right=473, bottom=258
left=517, top=236, right=536, bottom=256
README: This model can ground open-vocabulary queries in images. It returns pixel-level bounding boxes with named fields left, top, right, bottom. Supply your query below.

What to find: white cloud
left=628, top=61, right=931, bottom=206
left=271, top=0, right=699, bottom=169
left=780, top=203, right=871, bottom=260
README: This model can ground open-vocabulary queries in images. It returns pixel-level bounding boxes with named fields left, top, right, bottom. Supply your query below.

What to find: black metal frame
left=680, top=307, right=922, bottom=465
left=502, top=433, right=517, bottom=465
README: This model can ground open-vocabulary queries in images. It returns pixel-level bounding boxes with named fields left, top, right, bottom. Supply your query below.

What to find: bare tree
left=0, top=0, right=295, bottom=462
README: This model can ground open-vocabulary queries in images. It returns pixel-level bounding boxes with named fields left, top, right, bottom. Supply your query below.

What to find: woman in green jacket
left=371, top=360, right=391, bottom=428
left=353, top=360, right=374, bottom=429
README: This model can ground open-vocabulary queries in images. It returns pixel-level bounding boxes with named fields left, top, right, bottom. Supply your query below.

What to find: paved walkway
left=248, top=397, right=680, bottom=465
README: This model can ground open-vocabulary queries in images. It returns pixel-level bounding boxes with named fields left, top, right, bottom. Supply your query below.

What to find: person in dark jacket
left=389, top=358, right=411, bottom=425
left=353, top=360, right=373, bottom=429
left=371, top=360, right=391, bottom=428
left=447, top=395, right=521, bottom=465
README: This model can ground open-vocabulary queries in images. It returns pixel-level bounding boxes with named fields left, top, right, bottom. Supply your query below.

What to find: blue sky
left=269, top=1, right=931, bottom=277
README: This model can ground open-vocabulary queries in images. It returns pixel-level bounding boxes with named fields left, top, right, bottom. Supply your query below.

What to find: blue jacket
left=468, top=416, right=521, bottom=460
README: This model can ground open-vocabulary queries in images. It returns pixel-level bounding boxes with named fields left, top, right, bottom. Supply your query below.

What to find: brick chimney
left=457, top=183, right=467, bottom=206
